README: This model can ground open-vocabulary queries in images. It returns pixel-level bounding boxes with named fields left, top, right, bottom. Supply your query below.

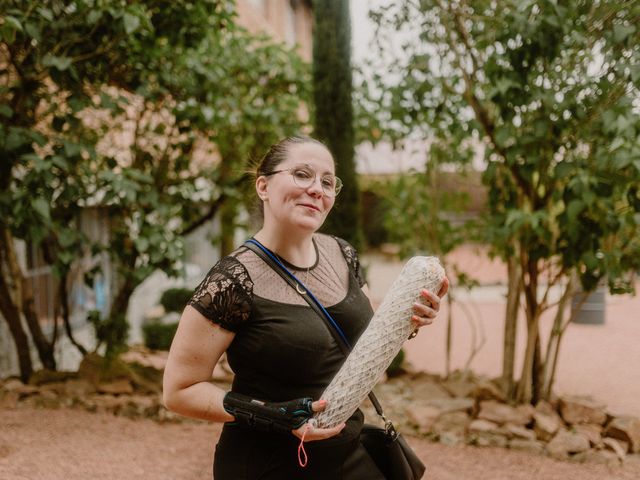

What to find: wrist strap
left=244, top=238, right=387, bottom=420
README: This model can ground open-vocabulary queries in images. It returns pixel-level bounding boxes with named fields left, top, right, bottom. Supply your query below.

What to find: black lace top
left=188, top=233, right=372, bottom=402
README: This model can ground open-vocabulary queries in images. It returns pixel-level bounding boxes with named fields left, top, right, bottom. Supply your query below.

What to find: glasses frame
left=264, top=166, right=343, bottom=197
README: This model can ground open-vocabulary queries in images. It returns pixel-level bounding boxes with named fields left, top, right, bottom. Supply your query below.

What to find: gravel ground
left=1, top=408, right=638, bottom=480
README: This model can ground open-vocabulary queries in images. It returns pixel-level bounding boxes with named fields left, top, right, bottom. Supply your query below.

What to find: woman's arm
left=162, top=305, right=235, bottom=422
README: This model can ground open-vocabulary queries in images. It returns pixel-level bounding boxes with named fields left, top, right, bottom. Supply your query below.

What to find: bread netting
left=314, top=256, right=445, bottom=428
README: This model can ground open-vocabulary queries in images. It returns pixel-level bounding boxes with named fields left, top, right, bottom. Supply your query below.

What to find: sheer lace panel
left=334, top=237, right=367, bottom=288
left=188, top=256, right=253, bottom=331
left=237, top=234, right=353, bottom=307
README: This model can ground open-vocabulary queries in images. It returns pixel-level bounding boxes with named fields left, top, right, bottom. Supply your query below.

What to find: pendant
left=296, top=283, right=307, bottom=295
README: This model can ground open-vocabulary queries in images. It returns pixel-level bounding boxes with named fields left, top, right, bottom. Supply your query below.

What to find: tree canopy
left=0, top=0, right=310, bottom=380
left=364, top=0, right=640, bottom=403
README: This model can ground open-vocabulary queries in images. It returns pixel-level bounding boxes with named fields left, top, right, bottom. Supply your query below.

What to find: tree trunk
left=59, top=273, right=88, bottom=356
left=515, top=254, right=540, bottom=404
left=502, top=254, right=521, bottom=399
left=0, top=277, right=33, bottom=382
left=21, top=276, right=56, bottom=370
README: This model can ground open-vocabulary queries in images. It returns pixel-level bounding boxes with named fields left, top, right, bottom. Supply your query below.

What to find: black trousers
left=213, top=425, right=385, bottom=479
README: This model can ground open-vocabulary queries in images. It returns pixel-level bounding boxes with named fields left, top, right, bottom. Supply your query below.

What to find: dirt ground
left=1, top=407, right=639, bottom=480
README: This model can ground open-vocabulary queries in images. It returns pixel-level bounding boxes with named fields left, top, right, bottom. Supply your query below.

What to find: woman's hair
left=256, top=136, right=330, bottom=177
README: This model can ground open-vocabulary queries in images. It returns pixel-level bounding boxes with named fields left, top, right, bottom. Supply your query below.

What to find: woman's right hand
left=292, top=399, right=345, bottom=442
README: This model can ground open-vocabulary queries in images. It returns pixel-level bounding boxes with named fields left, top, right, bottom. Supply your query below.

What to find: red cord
left=297, top=423, right=310, bottom=467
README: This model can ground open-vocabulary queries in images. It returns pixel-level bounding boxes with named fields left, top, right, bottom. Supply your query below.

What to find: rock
left=29, top=369, right=77, bottom=386
left=432, top=411, right=470, bottom=444
left=533, top=411, right=562, bottom=442
left=405, top=405, right=442, bottom=433
left=508, top=439, right=546, bottom=455
left=602, top=437, right=627, bottom=461
left=412, top=380, right=452, bottom=400
left=546, top=429, right=591, bottom=459
left=558, top=396, right=607, bottom=425
left=571, top=449, right=620, bottom=467
left=572, top=424, right=602, bottom=446
left=97, top=379, right=134, bottom=395
left=425, top=397, right=474, bottom=414
left=64, top=379, right=96, bottom=397
left=468, top=419, right=503, bottom=434
left=605, top=416, right=640, bottom=453
left=40, top=382, right=67, bottom=395
left=477, top=400, right=532, bottom=426
left=471, top=382, right=506, bottom=403
left=504, top=424, right=536, bottom=441
left=534, top=400, right=558, bottom=416
left=441, top=378, right=477, bottom=398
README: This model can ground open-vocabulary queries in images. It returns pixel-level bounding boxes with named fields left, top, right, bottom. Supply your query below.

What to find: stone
left=40, top=382, right=67, bottom=394
left=97, top=379, right=134, bottom=395
left=473, top=431, right=509, bottom=448
left=64, top=379, right=96, bottom=397
left=508, top=438, right=546, bottom=455
left=425, top=397, right=474, bottom=414
left=534, top=400, right=557, bottom=416
left=412, top=380, right=452, bottom=400
left=504, top=423, right=536, bottom=441
left=571, top=449, right=620, bottom=467
left=405, top=405, right=442, bottom=433
left=471, top=381, right=506, bottom=403
left=432, top=411, right=470, bottom=444
left=546, top=429, right=591, bottom=459
left=2, top=379, right=38, bottom=396
left=478, top=400, right=532, bottom=426
left=602, top=437, right=627, bottom=461
left=605, top=416, right=640, bottom=453
left=558, top=396, right=607, bottom=425
left=533, top=411, right=562, bottom=442
left=441, top=378, right=476, bottom=398
left=468, top=419, right=502, bottom=434
left=572, top=424, right=602, bottom=447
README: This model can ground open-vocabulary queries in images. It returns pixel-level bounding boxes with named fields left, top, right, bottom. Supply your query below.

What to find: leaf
left=0, top=104, right=12, bottom=118
left=4, top=16, right=23, bottom=32
left=123, top=13, right=141, bottom=34
left=43, top=54, right=73, bottom=71
left=32, top=198, right=51, bottom=222
left=58, top=229, right=76, bottom=248
left=613, top=24, right=636, bottom=43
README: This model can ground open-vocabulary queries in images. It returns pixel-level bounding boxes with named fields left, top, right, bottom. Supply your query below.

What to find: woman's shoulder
left=314, top=233, right=366, bottom=287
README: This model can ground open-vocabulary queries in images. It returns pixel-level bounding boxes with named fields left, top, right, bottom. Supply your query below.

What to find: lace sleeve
left=187, top=256, right=253, bottom=332
left=334, top=237, right=367, bottom=288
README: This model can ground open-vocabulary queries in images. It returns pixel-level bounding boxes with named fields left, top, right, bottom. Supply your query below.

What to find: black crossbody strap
left=243, top=238, right=386, bottom=419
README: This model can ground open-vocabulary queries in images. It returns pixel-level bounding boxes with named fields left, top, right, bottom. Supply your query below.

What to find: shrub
left=142, top=321, right=179, bottom=351
left=159, top=288, right=193, bottom=314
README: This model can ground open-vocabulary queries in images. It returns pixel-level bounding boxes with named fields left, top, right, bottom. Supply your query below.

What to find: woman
left=163, top=136, right=449, bottom=479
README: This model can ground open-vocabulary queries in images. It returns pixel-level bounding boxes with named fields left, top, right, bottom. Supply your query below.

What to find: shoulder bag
left=244, top=239, right=426, bottom=480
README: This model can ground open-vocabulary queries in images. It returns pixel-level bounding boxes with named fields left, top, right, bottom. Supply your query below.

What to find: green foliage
left=142, top=321, right=179, bottom=351
left=386, top=348, right=405, bottom=377
left=88, top=311, right=129, bottom=359
left=313, top=0, right=362, bottom=248
left=159, top=288, right=193, bottom=314
left=0, top=0, right=311, bottom=371
left=366, top=0, right=640, bottom=401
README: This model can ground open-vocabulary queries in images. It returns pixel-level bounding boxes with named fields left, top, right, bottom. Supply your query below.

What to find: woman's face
left=257, top=142, right=336, bottom=234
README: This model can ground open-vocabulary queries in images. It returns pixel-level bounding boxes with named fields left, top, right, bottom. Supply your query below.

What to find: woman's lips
left=299, top=203, right=321, bottom=212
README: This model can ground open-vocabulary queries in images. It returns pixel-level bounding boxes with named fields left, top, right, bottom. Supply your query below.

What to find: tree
left=0, top=0, right=310, bottom=380
left=366, top=0, right=640, bottom=403
left=312, top=0, right=362, bottom=248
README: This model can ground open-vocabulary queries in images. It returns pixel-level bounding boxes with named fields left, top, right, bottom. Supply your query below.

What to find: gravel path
left=1, top=408, right=638, bottom=480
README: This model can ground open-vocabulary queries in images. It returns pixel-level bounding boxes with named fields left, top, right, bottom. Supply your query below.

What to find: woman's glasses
left=265, top=166, right=343, bottom=197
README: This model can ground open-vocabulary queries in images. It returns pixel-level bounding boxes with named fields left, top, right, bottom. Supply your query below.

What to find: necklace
left=274, top=252, right=311, bottom=295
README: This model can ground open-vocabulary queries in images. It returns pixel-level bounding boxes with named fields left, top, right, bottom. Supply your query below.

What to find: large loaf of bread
left=314, top=256, right=445, bottom=428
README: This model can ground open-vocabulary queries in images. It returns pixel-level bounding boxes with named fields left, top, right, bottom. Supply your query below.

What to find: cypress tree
left=312, top=0, right=362, bottom=249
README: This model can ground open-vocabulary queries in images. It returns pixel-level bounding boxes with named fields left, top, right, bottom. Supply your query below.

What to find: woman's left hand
left=411, top=276, right=450, bottom=328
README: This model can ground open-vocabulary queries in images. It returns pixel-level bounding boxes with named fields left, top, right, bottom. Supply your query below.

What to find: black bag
left=244, top=239, right=427, bottom=479
left=360, top=423, right=426, bottom=480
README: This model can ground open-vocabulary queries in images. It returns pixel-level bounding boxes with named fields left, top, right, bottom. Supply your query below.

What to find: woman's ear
left=255, top=176, right=268, bottom=201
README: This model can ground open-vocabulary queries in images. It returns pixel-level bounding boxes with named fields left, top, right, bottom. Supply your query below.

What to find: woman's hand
left=411, top=276, right=450, bottom=328
left=292, top=399, right=345, bottom=442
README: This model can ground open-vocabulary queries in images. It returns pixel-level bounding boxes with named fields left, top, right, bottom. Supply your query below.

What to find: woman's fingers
left=311, top=399, right=327, bottom=413
left=293, top=421, right=345, bottom=442
left=411, top=277, right=450, bottom=327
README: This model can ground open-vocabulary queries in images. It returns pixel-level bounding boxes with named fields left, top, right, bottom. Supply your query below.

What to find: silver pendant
left=296, top=283, right=307, bottom=295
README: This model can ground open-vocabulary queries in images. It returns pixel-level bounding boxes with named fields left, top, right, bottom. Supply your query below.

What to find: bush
left=142, top=321, right=179, bottom=351
left=159, top=288, right=193, bottom=314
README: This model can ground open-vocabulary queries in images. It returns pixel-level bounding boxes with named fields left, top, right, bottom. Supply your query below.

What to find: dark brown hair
left=256, top=136, right=331, bottom=177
